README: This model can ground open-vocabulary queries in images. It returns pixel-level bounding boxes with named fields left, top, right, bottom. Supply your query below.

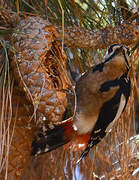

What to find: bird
left=31, top=44, right=131, bottom=163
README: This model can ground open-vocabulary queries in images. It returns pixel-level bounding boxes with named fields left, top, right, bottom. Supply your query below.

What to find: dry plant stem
left=0, top=81, right=14, bottom=179
left=58, top=22, right=139, bottom=49
left=130, top=56, right=137, bottom=134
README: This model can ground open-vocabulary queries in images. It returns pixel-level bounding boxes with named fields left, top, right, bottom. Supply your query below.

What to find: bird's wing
left=77, top=73, right=131, bottom=163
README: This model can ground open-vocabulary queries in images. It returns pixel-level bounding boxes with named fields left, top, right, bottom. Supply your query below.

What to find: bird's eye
left=108, top=46, right=113, bottom=54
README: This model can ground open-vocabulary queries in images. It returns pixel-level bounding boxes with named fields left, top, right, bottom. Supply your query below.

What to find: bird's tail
left=32, top=117, right=75, bottom=156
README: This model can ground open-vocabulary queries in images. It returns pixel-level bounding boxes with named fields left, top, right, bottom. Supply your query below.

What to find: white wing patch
left=106, top=94, right=126, bottom=133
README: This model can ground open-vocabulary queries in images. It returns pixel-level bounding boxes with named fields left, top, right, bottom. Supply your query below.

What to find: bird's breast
left=73, top=112, right=98, bottom=134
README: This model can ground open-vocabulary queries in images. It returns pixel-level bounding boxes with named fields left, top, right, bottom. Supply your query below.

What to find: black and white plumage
left=32, top=44, right=131, bottom=163
left=77, top=72, right=131, bottom=163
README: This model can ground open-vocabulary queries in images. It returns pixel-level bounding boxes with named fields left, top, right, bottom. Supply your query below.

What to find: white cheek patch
left=106, top=94, right=126, bottom=133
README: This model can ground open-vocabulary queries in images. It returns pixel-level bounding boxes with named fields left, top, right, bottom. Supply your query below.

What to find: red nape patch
left=69, top=133, right=91, bottom=151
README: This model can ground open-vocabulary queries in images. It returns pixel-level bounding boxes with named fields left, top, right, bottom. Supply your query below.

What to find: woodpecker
left=32, top=44, right=131, bottom=163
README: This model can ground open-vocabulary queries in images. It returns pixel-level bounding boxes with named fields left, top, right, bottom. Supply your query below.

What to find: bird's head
left=104, top=44, right=130, bottom=70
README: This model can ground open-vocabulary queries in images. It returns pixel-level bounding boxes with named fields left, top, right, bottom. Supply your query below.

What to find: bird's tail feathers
left=32, top=117, right=74, bottom=156
left=76, top=145, right=90, bottom=164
